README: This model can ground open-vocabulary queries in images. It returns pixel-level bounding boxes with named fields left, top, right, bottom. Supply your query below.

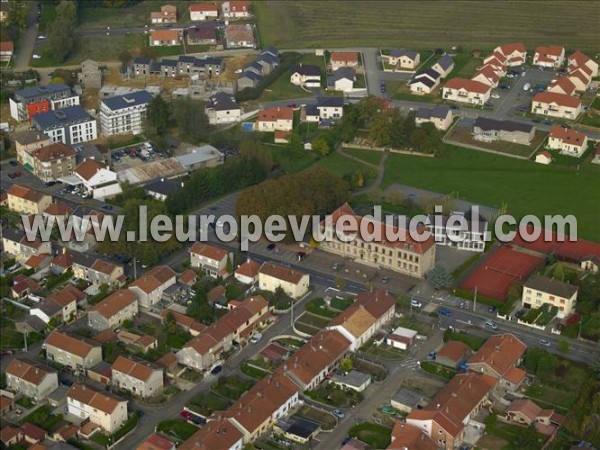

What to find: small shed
left=331, top=370, right=372, bottom=392
left=390, top=388, right=423, bottom=413
left=386, top=326, right=418, bottom=350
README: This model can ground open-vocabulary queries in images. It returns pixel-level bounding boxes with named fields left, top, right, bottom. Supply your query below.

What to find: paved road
left=14, top=1, right=38, bottom=70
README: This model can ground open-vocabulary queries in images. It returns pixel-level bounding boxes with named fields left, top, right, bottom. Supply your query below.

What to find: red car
left=180, top=411, right=192, bottom=420
left=13, top=171, right=21, bottom=178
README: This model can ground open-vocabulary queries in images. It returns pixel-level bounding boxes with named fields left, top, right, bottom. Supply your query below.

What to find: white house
left=327, top=67, right=356, bottom=92
left=205, top=92, right=241, bottom=125
left=190, top=242, right=229, bottom=277
left=415, top=106, right=453, bottom=130
left=316, top=97, right=344, bottom=121
left=5, top=359, right=59, bottom=402
left=128, top=265, right=177, bottom=308
left=386, top=326, right=418, bottom=350
left=189, top=3, right=219, bottom=21
left=221, top=1, right=251, bottom=18
left=547, top=125, right=588, bottom=157
left=290, top=64, right=321, bottom=88
left=73, top=159, right=121, bottom=200
left=258, top=262, right=309, bottom=299
left=409, top=68, right=441, bottom=94
left=32, top=106, right=97, bottom=145
left=531, top=92, right=582, bottom=120
left=256, top=107, right=294, bottom=132
left=535, top=151, right=553, bottom=165
left=533, top=45, right=565, bottom=68
left=442, top=78, right=491, bottom=105
left=67, top=384, right=128, bottom=433
left=99, top=90, right=154, bottom=136
left=111, top=356, right=164, bottom=398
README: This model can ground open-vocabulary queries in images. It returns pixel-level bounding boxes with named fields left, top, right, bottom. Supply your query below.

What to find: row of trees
left=165, top=157, right=267, bottom=215
left=236, top=167, right=351, bottom=230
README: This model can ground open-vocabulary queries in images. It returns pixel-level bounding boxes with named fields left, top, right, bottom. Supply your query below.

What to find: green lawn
left=258, top=54, right=323, bottom=102
left=444, top=330, right=485, bottom=350
left=38, top=4, right=57, bottom=32
left=343, top=148, right=383, bottom=166
left=254, top=2, right=599, bottom=52
left=263, top=144, right=320, bottom=173
left=330, top=297, right=354, bottom=311
left=305, top=383, right=364, bottom=408
left=420, top=361, right=457, bottom=380
left=315, top=152, right=377, bottom=180
left=295, top=312, right=331, bottom=329
left=211, top=376, right=254, bottom=401
left=381, top=145, right=600, bottom=241
left=22, top=405, right=64, bottom=432
left=525, top=383, right=579, bottom=410
left=306, top=297, right=341, bottom=319
left=348, top=422, right=392, bottom=449
left=156, top=420, right=198, bottom=443
left=188, top=392, right=232, bottom=417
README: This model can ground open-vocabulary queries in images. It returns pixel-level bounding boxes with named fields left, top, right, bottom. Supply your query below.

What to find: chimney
left=436, top=403, right=440, bottom=409
left=445, top=406, right=449, bottom=414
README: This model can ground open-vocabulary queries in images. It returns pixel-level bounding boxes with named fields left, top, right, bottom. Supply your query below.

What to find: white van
left=250, top=333, right=263, bottom=344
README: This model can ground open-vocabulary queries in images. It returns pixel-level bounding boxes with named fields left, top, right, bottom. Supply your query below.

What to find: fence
left=341, top=143, right=434, bottom=158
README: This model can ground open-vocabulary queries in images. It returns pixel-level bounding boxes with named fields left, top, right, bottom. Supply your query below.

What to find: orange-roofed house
left=190, top=242, right=230, bottom=278
left=492, top=42, right=527, bottom=66
left=67, top=384, right=128, bottom=433
left=0, top=41, right=14, bottom=62
left=320, top=203, right=436, bottom=278
left=256, top=107, right=294, bottom=132
left=234, top=258, right=261, bottom=284
left=111, top=356, right=164, bottom=398
left=178, top=269, right=197, bottom=287
left=504, top=398, right=565, bottom=436
left=45, top=331, right=103, bottom=370
left=568, top=50, right=598, bottom=77
left=533, top=45, right=565, bottom=68
left=73, top=159, right=121, bottom=200
left=435, top=340, right=472, bottom=368
left=442, top=78, right=492, bottom=105
left=189, top=3, right=219, bottom=21
left=567, top=66, right=592, bottom=92
left=180, top=419, right=243, bottom=450
left=160, top=309, right=206, bottom=336
left=258, top=262, right=310, bottom=299
left=547, top=125, right=589, bottom=157
left=471, top=64, right=501, bottom=88
left=330, top=52, right=360, bottom=70
left=43, top=201, right=72, bottom=222
left=226, top=371, right=299, bottom=442
left=137, top=433, right=176, bottom=450
left=7, top=184, right=52, bottom=214
left=149, top=29, right=181, bottom=47
left=531, top=91, right=582, bottom=120
left=222, top=1, right=251, bottom=18
left=388, top=421, right=438, bottom=450
left=150, top=4, right=177, bottom=24
left=284, top=329, right=350, bottom=390
left=547, top=76, right=577, bottom=96
left=406, top=372, right=497, bottom=450
left=5, top=358, right=59, bottom=402
left=87, top=289, right=139, bottom=331
left=26, top=142, right=77, bottom=183
left=535, top=150, right=553, bottom=165
left=467, top=333, right=527, bottom=392
left=128, top=265, right=176, bottom=308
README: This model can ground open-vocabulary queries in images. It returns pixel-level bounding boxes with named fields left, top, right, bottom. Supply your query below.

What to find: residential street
left=14, top=1, right=38, bottom=70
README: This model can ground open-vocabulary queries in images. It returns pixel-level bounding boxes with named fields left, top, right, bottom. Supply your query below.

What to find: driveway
left=14, top=1, right=39, bottom=70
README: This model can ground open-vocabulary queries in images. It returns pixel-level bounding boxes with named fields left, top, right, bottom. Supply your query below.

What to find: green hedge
left=444, top=329, right=485, bottom=350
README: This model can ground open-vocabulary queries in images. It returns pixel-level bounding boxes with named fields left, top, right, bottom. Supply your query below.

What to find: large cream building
left=522, top=274, right=578, bottom=318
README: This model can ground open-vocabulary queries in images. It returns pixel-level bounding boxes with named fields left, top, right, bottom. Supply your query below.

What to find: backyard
left=254, top=2, right=599, bottom=51
left=381, top=145, right=600, bottom=241
left=156, top=419, right=198, bottom=443
left=305, top=383, right=364, bottom=408
left=348, top=422, right=392, bottom=449
left=294, top=312, right=331, bottom=336
left=210, top=376, right=254, bottom=401
left=187, top=391, right=232, bottom=417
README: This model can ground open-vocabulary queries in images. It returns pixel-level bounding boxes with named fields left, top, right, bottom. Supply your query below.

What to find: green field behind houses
left=254, top=1, right=599, bottom=51
left=380, top=146, right=600, bottom=241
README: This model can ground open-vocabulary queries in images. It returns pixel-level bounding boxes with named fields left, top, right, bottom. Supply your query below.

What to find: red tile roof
left=388, top=422, right=438, bottom=450
left=568, top=50, right=593, bottom=68
left=436, top=340, right=471, bottom=363
left=129, top=265, right=175, bottom=294
left=112, top=356, right=159, bottom=382
left=178, top=269, right=197, bottom=286
left=443, top=77, right=491, bottom=94
left=137, top=433, right=175, bottom=450
left=75, top=159, right=106, bottom=181
left=549, top=125, right=587, bottom=147
left=150, top=30, right=180, bottom=42
left=228, top=1, right=250, bottom=13
left=548, top=76, right=576, bottom=95
left=259, top=262, right=308, bottom=284
left=497, top=42, right=526, bottom=56
left=45, top=331, right=100, bottom=358
left=467, top=333, right=526, bottom=378
left=189, top=3, right=218, bottom=12
left=89, top=289, right=137, bottom=319
left=44, top=201, right=72, bottom=217
left=179, top=419, right=242, bottom=450
left=67, top=384, right=124, bottom=414
left=532, top=91, right=582, bottom=108
left=235, top=259, right=261, bottom=278
left=32, top=143, right=76, bottom=163
left=6, top=359, right=55, bottom=385
left=190, top=242, right=228, bottom=261
left=0, top=41, right=14, bottom=53
left=258, top=107, right=294, bottom=122
left=535, top=45, right=564, bottom=58
left=7, top=184, right=47, bottom=203
left=331, top=52, right=359, bottom=64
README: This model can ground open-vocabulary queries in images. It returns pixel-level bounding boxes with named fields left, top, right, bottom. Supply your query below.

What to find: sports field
left=254, top=1, right=599, bottom=52
left=381, top=146, right=600, bottom=241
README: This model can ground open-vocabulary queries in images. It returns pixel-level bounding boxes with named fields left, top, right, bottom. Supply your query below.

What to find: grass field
left=381, top=145, right=600, bottom=241
left=254, top=2, right=599, bottom=52
left=446, top=126, right=546, bottom=158
left=258, top=53, right=325, bottom=102
left=315, top=152, right=377, bottom=180
left=343, top=148, right=383, bottom=166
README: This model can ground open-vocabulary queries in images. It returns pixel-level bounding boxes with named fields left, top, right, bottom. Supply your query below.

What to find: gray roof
left=71, top=250, right=97, bottom=269
left=145, top=178, right=183, bottom=196
left=435, top=54, right=454, bottom=71
left=193, top=56, right=223, bottom=67
left=178, top=55, right=196, bottom=64
left=285, top=418, right=320, bottom=439
left=15, top=83, right=71, bottom=100
left=305, top=105, right=319, bottom=116
left=240, top=71, right=262, bottom=81
left=102, top=90, right=153, bottom=111
left=261, top=46, right=279, bottom=57
left=331, top=370, right=371, bottom=388
left=416, top=106, right=451, bottom=120
left=38, top=299, right=62, bottom=317
left=317, top=96, right=344, bottom=108
left=256, top=52, right=279, bottom=66
left=474, top=117, right=534, bottom=133
left=206, top=92, right=240, bottom=111
left=175, top=145, right=222, bottom=167
left=133, top=57, right=151, bottom=65
left=13, top=130, right=49, bottom=145
left=328, top=67, right=356, bottom=84
left=410, top=75, right=437, bottom=88
left=524, top=275, right=578, bottom=298
left=187, top=24, right=216, bottom=41
left=291, top=64, right=321, bottom=77
left=160, top=59, right=178, bottom=67
left=33, top=106, right=93, bottom=130
left=391, top=388, right=422, bottom=407
left=2, top=228, right=25, bottom=243
left=390, top=48, right=418, bottom=60
left=417, top=68, right=441, bottom=81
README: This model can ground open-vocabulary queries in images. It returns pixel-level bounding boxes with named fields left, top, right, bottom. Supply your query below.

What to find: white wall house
left=32, top=106, right=97, bottom=145
left=99, top=90, right=154, bottom=136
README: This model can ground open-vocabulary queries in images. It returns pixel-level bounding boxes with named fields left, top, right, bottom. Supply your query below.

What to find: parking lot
left=110, top=141, right=169, bottom=171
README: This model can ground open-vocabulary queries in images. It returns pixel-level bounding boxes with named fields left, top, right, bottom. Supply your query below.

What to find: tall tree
left=7, top=0, right=28, bottom=29
left=146, top=96, right=171, bottom=135
left=172, top=98, right=210, bottom=144
left=118, top=50, right=133, bottom=69
left=47, top=1, right=78, bottom=63
left=426, top=265, right=453, bottom=290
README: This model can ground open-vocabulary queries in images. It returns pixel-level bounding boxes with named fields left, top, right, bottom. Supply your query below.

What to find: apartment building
left=424, top=210, right=489, bottom=253
left=189, top=242, right=229, bottom=277
left=45, top=331, right=103, bottom=370
left=25, top=142, right=77, bottom=182
left=32, top=106, right=97, bottom=145
left=99, top=90, right=154, bottom=136
left=9, top=83, right=79, bottom=122
left=67, top=384, right=128, bottom=433
left=111, top=356, right=164, bottom=398
left=87, top=289, right=139, bottom=331
left=522, top=275, right=578, bottom=318
left=14, top=130, right=52, bottom=167
left=6, top=184, right=52, bottom=215
left=258, top=262, right=310, bottom=299
left=5, top=359, right=59, bottom=402
left=320, top=203, right=436, bottom=278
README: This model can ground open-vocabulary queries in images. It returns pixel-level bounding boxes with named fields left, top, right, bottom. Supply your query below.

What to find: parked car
left=266, top=243, right=276, bottom=251
left=381, top=277, right=389, bottom=284
left=488, top=306, right=497, bottom=313
left=523, top=83, right=531, bottom=91
left=210, top=365, right=223, bottom=375
left=484, top=321, right=498, bottom=330
left=438, top=308, right=451, bottom=316
left=9, top=161, right=18, bottom=167
left=539, top=339, right=551, bottom=347
left=250, top=333, right=263, bottom=344
left=410, top=299, right=423, bottom=308
left=491, top=93, right=500, bottom=99
left=332, top=409, right=345, bottom=419
left=426, top=350, right=436, bottom=360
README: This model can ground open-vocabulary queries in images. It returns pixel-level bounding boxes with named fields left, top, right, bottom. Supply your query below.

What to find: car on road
left=381, top=277, right=389, bottom=284
left=297, top=251, right=306, bottom=261
left=267, top=243, right=276, bottom=251
left=250, top=333, right=263, bottom=344
left=491, top=93, right=500, bottom=99
left=332, top=262, right=341, bottom=271
left=210, top=365, right=223, bottom=375
left=438, top=308, right=451, bottom=316
left=523, top=83, right=531, bottom=91
left=426, top=350, right=436, bottom=360
left=488, top=306, right=497, bottom=313
left=32, top=54, right=41, bottom=59
left=484, top=321, right=498, bottom=330
left=332, top=409, right=345, bottom=419
left=9, top=161, right=18, bottom=167
left=539, top=339, right=551, bottom=347
left=410, top=299, right=423, bottom=308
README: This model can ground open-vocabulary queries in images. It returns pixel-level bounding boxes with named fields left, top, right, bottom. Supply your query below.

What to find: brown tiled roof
left=443, top=77, right=491, bottom=94
left=91, top=259, right=119, bottom=276
left=21, top=422, right=46, bottom=442
left=285, top=329, right=350, bottom=386
left=150, top=30, right=180, bottom=42
left=258, top=262, right=307, bottom=284
left=67, top=384, right=124, bottom=414
left=186, top=333, right=218, bottom=355
left=130, top=265, right=175, bottom=294
left=6, top=359, right=55, bottom=385
left=32, top=143, right=76, bottom=163
left=178, top=269, right=197, bottom=286
left=228, top=1, right=250, bottom=13
left=258, top=107, right=294, bottom=122
left=548, top=76, right=576, bottom=95
left=48, top=285, right=85, bottom=307
left=533, top=91, right=582, bottom=108
left=235, top=259, right=261, bottom=278
left=225, top=24, right=254, bottom=44
left=331, top=52, right=359, bottom=64
left=190, top=3, right=218, bottom=12
left=94, top=329, right=118, bottom=344
left=52, top=251, right=74, bottom=269
left=407, top=372, right=496, bottom=438
left=467, top=333, right=526, bottom=378
left=355, top=289, right=396, bottom=319
left=0, top=426, right=22, bottom=445
left=137, top=433, right=175, bottom=450
left=436, top=341, right=471, bottom=363
left=53, top=425, right=79, bottom=441
left=207, top=285, right=226, bottom=303
left=89, top=289, right=137, bottom=319
left=388, top=422, right=437, bottom=450
left=44, top=202, right=72, bottom=217
left=156, top=352, right=177, bottom=369
left=7, top=184, right=47, bottom=203
left=549, top=125, right=587, bottom=148
left=0, top=41, right=14, bottom=53
left=160, top=309, right=206, bottom=334
left=328, top=304, right=376, bottom=338
left=112, top=356, right=159, bottom=382
left=504, top=366, right=526, bottom=385
left=535, top=45, right=564, bottom=58
left=0, top=395, right=14, bottom=411
left=226, top=371, right=298, bottom=435
left=189, top=242, right=228, bottom=261
left=75, top=159, right=106, bottom=181
left=179, top=419, right=242, bottom=450
left=497, top=42, right=527, bottom=56
left=46, top=331, right=99, bottom=358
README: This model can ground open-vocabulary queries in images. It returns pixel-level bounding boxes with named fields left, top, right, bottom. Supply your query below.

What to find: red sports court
left=512, top=226, right=600, bottom=261
left=461, top=245, right=544, bottom=300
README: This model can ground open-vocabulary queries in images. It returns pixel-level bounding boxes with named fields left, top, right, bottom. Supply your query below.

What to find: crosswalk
left=399, top=358, right=420, bottom=370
